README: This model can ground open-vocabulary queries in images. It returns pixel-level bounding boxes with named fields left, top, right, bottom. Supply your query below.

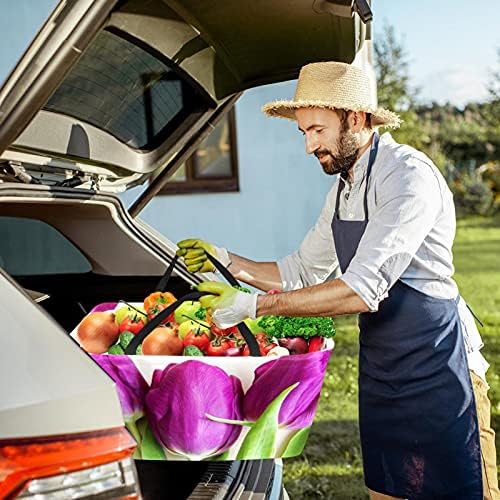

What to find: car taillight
left=0, top=427, right=140, bottom=499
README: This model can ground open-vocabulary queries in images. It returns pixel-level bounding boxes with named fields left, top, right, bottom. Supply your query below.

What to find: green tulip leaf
left=125, top=419, right=142, bottom=460
left=137, top=417, right=166, bottom=460
left=281, top=426, right=311, bottom=458
left=236, top=382, right=299, bottom=460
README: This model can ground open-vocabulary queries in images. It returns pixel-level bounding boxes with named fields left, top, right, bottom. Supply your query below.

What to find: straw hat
left=262, top=61, right=401, bottom=129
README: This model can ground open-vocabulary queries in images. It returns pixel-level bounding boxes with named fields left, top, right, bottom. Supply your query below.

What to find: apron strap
left=363, top=132, right=380, bottom=218
left=466, top=303, right=484, bottom=328
left=334, top=132, right=380, bottom=220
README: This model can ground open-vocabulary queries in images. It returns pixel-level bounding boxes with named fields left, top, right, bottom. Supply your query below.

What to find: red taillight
left=0, top=427, right=137, bottom=498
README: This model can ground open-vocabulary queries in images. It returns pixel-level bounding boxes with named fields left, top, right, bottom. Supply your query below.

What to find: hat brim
left=262, top=99, right=401, bottom=129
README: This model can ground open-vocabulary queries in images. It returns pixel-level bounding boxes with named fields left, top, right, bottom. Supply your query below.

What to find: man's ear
left=348, top=111, right=367, bottom=133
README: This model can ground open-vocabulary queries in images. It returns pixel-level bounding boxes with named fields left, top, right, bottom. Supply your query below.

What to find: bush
left=478, top=162, right=500, bottom=212
left=451, top=172, right=495, bottom=216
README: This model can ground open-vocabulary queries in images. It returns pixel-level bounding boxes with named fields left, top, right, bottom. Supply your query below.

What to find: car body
left=0, top=0, right=371, bottom=497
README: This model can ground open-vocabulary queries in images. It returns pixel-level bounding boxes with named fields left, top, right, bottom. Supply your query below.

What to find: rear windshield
left=43, top=29, right=210, bottom=150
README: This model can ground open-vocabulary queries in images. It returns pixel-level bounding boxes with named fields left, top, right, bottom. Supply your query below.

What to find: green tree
left=374, top=24, right=416, bottom=111
left=483, top=48, right=500, bottom=159
left=374, top=24, right=441, bottom=168
left=487, top=48, right=500, bottom=102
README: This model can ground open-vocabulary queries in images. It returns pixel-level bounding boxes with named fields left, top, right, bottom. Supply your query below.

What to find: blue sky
left=373, top=0, right=500, bottom=107
left=1, top=1, right=498, bottom=108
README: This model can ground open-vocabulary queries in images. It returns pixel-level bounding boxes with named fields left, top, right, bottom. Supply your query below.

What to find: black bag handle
left=206, top=252, right=240, bottom=286
left=155, top=250, right=239, bottom=289
left=154, top=254, right=179, bottom=292
left=127, top=250, right=261, bottom=356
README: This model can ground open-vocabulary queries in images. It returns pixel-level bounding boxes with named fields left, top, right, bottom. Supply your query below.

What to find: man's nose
left=305, top=134, right=320, bottom=155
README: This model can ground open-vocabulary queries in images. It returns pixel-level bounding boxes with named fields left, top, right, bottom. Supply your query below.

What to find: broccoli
left=257, top=315, right=335, bottom=340
left=183, top=345, right=205, bottom=356
left=119, top=331, right=135, bottom=350
left=108, top=344, right=125, bottom=355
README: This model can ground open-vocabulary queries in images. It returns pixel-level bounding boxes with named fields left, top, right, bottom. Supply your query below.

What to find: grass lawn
left=283, top=215, right=500, bottom=499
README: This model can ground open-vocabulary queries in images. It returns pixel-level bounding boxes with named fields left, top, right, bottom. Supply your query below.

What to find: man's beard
left=315, top=122, right=360, bottom=176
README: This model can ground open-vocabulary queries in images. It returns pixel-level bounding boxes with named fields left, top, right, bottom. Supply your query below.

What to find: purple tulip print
left=92, top=354, right=148, bottom=423
left=145, top=360, right=244, bottom=460
left=90, top=302, right=118, bottom=313
left=243, top=350, right=331, bottom=429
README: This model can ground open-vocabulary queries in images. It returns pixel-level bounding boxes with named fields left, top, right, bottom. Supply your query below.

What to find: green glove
left=176, top=239, right=231, bottom=274
left=196, top=281, right=258, bottom=329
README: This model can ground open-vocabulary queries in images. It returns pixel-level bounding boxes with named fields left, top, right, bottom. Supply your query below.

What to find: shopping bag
left=70, top=255, right=334, bottom=460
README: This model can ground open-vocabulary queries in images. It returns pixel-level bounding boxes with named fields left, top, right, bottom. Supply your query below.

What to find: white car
left=0, top=0, right=371, bottom=497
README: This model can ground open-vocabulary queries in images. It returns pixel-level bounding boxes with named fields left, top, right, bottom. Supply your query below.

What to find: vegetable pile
left=76, top=288, right=335, bottom=357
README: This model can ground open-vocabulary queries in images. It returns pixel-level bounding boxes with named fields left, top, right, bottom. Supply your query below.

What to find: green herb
left=234, top=285, right=252, bottom=294
left=194, top=306, right=207, bottom=320
left=257, top=316, right=336, bottom=340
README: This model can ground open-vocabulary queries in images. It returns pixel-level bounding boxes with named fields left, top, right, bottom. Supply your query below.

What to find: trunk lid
left=0, top=0, right=369, bottom=194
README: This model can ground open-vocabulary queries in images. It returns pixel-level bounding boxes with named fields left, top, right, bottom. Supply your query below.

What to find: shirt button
left=348, top=213, right=354, bottom=218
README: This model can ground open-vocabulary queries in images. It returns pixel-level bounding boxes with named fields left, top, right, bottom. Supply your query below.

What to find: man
left=176, top=62, right=498, bottom=500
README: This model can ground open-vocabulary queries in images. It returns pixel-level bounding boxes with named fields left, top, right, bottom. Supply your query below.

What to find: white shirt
left=277, top=133, right=488, bottom=380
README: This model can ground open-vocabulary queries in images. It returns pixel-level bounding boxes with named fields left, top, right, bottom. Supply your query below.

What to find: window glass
left=44, top=29, right=209, bottom=149
left=168, top=164, right=188, bottom=183
left=160, top=110, right=239, bottom=193
left=192, top=117, right=232, bottom=178
left=0, top=217, right=91, bottom=275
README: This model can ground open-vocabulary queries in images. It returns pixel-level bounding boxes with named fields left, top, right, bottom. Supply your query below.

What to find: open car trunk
left=0, top=185, right=284, bottom=499
left=0, top=184, right=194, bottom=330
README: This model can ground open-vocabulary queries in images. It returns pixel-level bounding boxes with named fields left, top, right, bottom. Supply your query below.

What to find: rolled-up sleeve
left=340, top=158, right=443, bottom=311
left=278, top=184, right=340, bottom=291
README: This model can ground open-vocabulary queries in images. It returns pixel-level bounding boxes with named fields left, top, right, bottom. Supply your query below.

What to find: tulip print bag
left=71, top=256, right=334, bottom=461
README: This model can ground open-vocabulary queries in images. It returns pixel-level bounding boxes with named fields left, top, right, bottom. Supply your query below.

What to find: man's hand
left=176, top=239, right=231, bottom=273
left=196, top=281, right=258, bottom=329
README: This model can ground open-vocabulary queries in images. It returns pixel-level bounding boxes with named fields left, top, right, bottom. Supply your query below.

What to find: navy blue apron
left=331, top=133, right=482, bottom=499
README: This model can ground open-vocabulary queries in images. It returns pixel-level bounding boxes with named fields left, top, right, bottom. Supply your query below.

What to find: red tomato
left=147, top=301, right=176, bottom=325
left=210, top=324, right=225, bottom=336
left=118, top=316, right=145, bottom=335
left=232, top=333, right=244, bottom=346
left=206, top=338, right=235, bottom=356
left=183, top=330, right=211, bottom=351
left=242, top=335, right=277, bottom=356
left=267, top=288, right=281, bottom=295
left=256, top=333, right=277, bottom=353
left=308, top=336, right=324, bottom=352
left=211, top=324, right=239, bottom=336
